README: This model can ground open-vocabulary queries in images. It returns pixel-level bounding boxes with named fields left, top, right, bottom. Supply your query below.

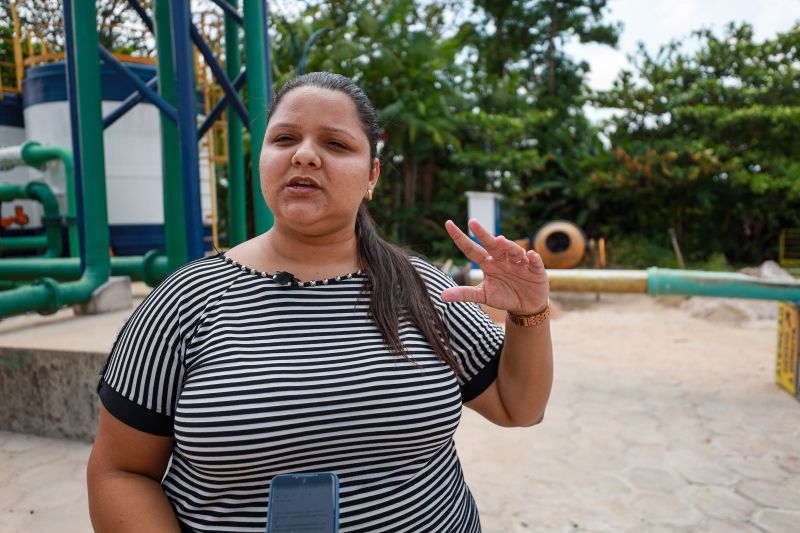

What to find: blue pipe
left=103, top=77, right=158, bottom=129
left=169, top=0, right=206, bottom=260
left=189, top=24, right=249, bottom=126
left=62, top=0, right=85, bottom=266
left=98, top=46, right=178, bottom=123
left=197, top=69, right=247, bottom=139
left=299, top=28, right=328, bottom=75
left=209, top=0, right=244, bottom=25
left=125, top=0, right=155, bottom=33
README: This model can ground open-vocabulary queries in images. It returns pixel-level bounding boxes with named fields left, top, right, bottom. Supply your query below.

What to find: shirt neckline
left=217, top=252, right=364, bottom=287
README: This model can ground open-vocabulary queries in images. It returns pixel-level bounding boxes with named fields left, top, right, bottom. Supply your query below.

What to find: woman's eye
left=328, top=140, right=348, bottom=149
left=272, top=135, right=293, bottom=143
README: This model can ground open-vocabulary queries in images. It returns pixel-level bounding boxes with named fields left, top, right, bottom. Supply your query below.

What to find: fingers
left=526, top=249, right=546, bottom=273
left=441, top=285, right=485, bottom=304
left=468, top=219, right=529, bottom=266
left=445, top=220, right=489, bottom=265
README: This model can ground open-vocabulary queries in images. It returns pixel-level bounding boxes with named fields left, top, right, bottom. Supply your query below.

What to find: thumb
left=441, top=286, right=484, bottom=304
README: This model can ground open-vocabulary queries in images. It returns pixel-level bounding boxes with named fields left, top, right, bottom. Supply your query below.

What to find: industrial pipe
left=0, top=253, right=170, bottom=287
left=468, top=268, right=800, bottom=302
left=0, top=0, right=110, bottom=317
left=0, top=182, right=63, bottom=257
left=20, top=142, right=79, bottom=257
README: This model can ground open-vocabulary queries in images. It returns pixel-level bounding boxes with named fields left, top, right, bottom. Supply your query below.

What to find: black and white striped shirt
left=99, top=253, right=504, bottom=532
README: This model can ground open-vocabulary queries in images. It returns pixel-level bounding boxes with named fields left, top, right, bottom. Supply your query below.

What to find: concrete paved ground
left=1, top=294, right=798, bottom=532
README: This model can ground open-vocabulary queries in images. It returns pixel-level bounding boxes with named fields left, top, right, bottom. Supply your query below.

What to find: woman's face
left=260, top=86, right=379, bottom=236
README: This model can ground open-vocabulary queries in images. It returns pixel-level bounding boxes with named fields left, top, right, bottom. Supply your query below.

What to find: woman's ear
left=369, top=158, right=380, bottom=190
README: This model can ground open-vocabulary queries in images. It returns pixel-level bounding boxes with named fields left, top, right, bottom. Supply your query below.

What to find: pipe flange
left=33, top=277, right=63, bottom=315
left=142, top=249, right=164, bottom=287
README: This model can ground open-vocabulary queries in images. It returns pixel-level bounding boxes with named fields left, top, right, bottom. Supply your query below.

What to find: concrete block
left=72, top=276, right=132, bottom=315
left=0, top=347, right=105, bottom=442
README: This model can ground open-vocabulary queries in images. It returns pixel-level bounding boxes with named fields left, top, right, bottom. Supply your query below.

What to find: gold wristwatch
left=507, top=301, right=550, bottom=327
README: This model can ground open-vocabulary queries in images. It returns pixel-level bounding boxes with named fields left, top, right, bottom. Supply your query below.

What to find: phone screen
left=267, top=472, right=339, bottom=533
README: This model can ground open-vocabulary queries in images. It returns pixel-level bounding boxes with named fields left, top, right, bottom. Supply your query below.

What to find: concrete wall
left=0, top=347, right=105, bottom=442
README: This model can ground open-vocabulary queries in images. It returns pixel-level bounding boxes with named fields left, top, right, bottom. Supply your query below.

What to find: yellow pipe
left=11, top=1, right=24, bottom=91
left=548, top=269, right=648, bottom=293
left=469, top=268, right=648, bottom=292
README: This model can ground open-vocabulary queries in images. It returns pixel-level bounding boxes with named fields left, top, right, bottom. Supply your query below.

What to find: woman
left=87, top=72, right=553, bottom=532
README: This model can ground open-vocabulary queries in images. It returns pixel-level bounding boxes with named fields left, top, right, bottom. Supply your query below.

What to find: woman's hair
left=268, top=72, right=459, bottom=372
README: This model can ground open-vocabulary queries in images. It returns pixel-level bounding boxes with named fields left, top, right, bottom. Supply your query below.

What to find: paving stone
left=751, top=509, right=800, bottom=533
left=725, top=455, right=790, bottom=483
left=693, top=516, right=761, bottom=532
left=629, top=491, right=703, bottom=528
left=676, top=461, right=739, bottom=486
left=679, top=485, right=756, bottom=522
left=736, top=479, right=800, bottom=509
left=623, top=466, right=681, bottom=492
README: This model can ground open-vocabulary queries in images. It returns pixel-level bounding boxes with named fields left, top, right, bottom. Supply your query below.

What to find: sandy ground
left=1, top=293, right=799, bottom=532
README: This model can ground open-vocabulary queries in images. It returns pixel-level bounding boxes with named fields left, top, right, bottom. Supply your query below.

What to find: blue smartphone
left=267, top=472, right=339, bottom=533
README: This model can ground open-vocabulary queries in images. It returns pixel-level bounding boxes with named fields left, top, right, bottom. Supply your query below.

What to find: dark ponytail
left=355, top=205, right=459, bottom=371
left=270, top=72, right=460, bottom=373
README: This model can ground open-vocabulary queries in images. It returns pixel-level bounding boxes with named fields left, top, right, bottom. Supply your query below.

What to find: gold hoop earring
left=366, top=189, right=373, bottom=201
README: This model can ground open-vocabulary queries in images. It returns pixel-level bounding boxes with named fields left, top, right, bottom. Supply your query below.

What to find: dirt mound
left=676, top=261, right=792, bottom=324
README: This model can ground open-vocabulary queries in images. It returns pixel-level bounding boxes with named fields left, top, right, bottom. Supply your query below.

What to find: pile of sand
left=673, top=261, right=794, bottom=324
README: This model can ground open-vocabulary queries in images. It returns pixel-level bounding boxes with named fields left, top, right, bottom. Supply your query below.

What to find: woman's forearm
left=88, top=470, right=181, bottom=533
left=495, top=318, right=554, bottom=426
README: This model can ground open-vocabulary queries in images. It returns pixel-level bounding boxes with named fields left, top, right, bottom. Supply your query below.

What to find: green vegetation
left=279, top=2, right=799, bottom=266
left=1, top=1, right=797, bottom=268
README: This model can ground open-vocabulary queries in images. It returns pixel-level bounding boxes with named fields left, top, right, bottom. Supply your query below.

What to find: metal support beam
left=298, top=28, right=327, bottom=75
left=197, top=69, right=246, bottom=139
left=225, top=0, right=247, bottom=246
left=189, top=24, right=249, bottom=126
left=243, top=0, right=274, bottom=233
left=62, top=0, right=85, bottom=263
left=154, top=0, right=189, bottom=270
left=210, top=0, right=244, bottom=27
left=125, top=0, right=155, bottom=33
left=98, top=47, right=178, bottom=122
left=169, top=0, right=206, bottom=260
left=103, top=77, right=158, bottom=129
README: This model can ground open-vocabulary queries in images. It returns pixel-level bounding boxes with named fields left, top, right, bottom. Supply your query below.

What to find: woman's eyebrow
left=267, top=122, right=357, bottom=141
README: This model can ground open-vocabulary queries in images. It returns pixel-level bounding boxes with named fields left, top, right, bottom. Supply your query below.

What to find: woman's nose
left=291, top=141, right=321, bottom=168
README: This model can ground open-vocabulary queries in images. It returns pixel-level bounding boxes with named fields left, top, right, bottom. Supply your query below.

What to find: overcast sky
left=566, top=0, right=800, bottom=92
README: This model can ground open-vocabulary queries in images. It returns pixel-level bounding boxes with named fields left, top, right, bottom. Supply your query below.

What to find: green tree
left=590, top=22, right=800, bottom=263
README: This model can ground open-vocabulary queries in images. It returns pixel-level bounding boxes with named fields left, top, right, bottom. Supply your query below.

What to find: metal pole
left=69, top=0, right=111, bottom=278
left=154, top=0, right=189, bottom=270
left=62, top=0, right=84, bottom=262
left=225, top=0, right=246, bottom=246
left=243, top=0, right=274, bottom=234
left=169, top=0, right=206, bottom=260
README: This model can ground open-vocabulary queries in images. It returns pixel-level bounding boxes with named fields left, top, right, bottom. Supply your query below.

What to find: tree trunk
left=422, top=156, right=435, bottom=208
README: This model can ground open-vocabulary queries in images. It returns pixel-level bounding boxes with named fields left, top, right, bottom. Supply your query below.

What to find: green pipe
left=0, top=182, right=63, bottom=257
left=0, top=235, right=49, bottom=251
left=0, top=253, right=170, bottom=287
left=243, top=0, right=274, bottom=234
left=469, top=268, right=800, bottom=301
left=647, top=268, right=800, bottom=302
left=0, top=1, right=110, bottom=317
left=225, top=0, right=247, bottom=246
left=154, top=0, right=189, bottom=271
left=20, top=142, right=78, bottom=257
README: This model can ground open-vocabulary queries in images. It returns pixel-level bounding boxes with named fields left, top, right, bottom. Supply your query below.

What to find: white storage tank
left=0, top=93, right=35, bottom=232
left=22, top=61, right=212, bottom=255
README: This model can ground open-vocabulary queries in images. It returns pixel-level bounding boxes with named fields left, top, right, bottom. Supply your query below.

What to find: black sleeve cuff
left=460, top=342, right=503, bottom=403
left=98, top=380, right=174, bottom=436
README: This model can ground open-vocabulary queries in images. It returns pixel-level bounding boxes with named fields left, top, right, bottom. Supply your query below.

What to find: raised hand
left=441, top=219, right=549, bottom=315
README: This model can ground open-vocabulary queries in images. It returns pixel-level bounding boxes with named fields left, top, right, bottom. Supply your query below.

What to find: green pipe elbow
left=20, top=142, right=78, bottom=257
